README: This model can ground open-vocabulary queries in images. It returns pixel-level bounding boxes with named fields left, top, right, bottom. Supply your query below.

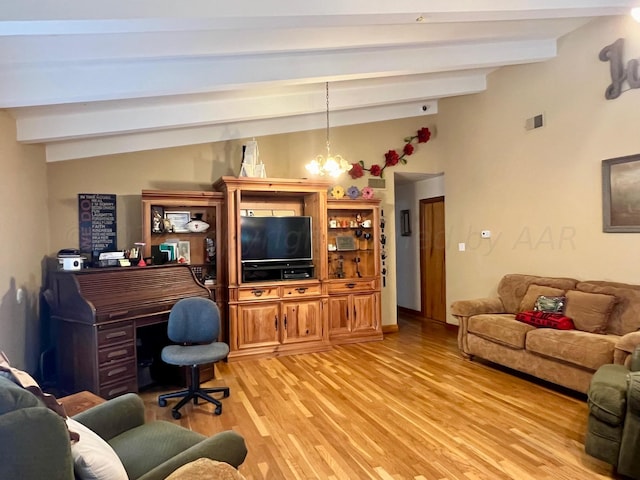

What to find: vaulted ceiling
left=1, top=1, right=633, bottom=162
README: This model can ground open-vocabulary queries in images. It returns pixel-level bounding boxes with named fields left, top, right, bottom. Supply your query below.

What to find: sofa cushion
left=515, top=310, right=575, bottom=330
left=518, top=285, right=565, bottom=312
left=526, top=329, right=618, bottom=370
left=110, top=419, right=206, bottom=480
left=468, top=314, right=535, bottom=349
left=564, top=290, right=616, bottom=334
left=577, top=281, right=640, bottom=335
left=497, top=274, right=578, bottom=314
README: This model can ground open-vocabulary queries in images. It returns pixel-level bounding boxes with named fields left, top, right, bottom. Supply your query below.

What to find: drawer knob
left=252, top=289, right=264, bottom=297
left=295, top=287, right=307, bottom=294
left=346, top=283, right=356, bottom=289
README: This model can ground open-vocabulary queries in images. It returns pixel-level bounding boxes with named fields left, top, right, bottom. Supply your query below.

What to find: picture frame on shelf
left=151, top=206, right=164, bottom=233
left=603, top=154, right=640, bottom=233
left=177, top=240, right=191, bottom=264
left=164, top=211, right=191, bottom=233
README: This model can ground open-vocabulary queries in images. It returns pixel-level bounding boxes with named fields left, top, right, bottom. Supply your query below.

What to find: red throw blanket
left=515, top=310, right=575, bottom=330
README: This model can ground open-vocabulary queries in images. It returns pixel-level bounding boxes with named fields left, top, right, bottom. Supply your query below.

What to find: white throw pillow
left=66, top=418, right=129, bottom=480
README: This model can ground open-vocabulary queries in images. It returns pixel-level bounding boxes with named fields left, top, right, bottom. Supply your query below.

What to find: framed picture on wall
left=603, top=154, right=640, bottom=232
left=400, top=209, right=411, bottom=236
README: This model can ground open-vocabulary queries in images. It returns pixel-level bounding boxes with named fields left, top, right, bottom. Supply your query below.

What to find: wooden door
left=281, top=300, right=323, bottom=344
left=420, top=197, right=446, bottom=322
left=236, top=303, right=280, bottom=349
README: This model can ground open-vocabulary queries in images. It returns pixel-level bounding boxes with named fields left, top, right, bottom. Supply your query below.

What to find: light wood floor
left=139, top=317, right=618, bottom=480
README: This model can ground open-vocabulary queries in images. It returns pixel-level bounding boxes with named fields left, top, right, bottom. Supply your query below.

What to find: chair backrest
left=167, top=297, right=220, bottom=344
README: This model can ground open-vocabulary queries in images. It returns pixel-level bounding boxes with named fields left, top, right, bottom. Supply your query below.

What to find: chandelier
left=305, top=82, right=352, bottom=177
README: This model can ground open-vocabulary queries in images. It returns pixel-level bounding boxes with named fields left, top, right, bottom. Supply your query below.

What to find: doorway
left=419, top=196, right=446, bottom=322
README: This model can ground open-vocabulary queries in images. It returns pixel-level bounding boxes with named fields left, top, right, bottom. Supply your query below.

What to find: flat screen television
left=240, top=216, right=312, bottom=263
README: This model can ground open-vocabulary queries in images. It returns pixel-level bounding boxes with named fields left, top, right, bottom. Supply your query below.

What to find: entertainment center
left=140, top=176, right=382, bottom=362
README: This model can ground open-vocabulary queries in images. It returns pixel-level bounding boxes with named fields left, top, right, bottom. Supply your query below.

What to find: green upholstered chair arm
left=73, top=393, right=145, bottom=441
left=136, top=430, right=248, bottom=480
left=0, top=407, right=74, bottom=480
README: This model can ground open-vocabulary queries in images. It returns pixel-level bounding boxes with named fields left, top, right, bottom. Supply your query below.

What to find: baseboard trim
left=382, top=324, right=399, bottom=334
left=397, top=307, right=457, bottom=330
left=397, top=306, right=424, bottom=321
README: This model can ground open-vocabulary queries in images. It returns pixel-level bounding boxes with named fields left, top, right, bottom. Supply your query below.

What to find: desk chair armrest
left=136, top=430, right=248, bottom=480
left=73, top=393, right=145, bottom=441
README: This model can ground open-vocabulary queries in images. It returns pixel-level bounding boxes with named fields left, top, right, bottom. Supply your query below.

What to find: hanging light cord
left=325, top=81, right=331, bottom=156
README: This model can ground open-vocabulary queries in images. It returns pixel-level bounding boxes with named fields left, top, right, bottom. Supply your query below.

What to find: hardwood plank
left=139, top=317, right=616, bottom=479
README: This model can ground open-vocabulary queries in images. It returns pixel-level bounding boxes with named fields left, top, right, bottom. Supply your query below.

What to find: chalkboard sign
left=78, top=193, right=117, bottom=257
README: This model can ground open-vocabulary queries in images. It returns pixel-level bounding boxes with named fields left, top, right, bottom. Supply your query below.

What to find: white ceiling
left=1, top=1, right=634, bottom=162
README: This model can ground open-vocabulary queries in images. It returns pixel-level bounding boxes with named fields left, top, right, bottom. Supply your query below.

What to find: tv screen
left=241, top=216, right=312, bottom=263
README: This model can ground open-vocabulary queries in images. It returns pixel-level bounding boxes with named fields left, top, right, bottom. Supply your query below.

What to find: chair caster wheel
left=171, top=410, right=182, bottom=420
left=223, top=391, right=230, bottom=398
left=214, top=406, right=222, bottom=415
left=158, top=398, right=167, bottom=407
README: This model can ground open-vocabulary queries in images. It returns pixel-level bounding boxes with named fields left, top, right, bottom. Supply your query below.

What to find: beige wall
left=0, top=110, right=48, bottom=371
left=441, top=15, right=640, bottom=322
left=46, top=116, right=440, bottom=329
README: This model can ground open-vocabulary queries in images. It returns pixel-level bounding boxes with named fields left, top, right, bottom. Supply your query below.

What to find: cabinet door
left=328, top=295, right=351, bottom=336
left=237, top=303, right=280, bottom=349
left=281, top=300, right=322, bottom=344
left=352, top=293, right=378, bottom=333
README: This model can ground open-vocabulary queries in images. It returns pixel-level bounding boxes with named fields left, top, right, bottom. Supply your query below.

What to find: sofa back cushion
left=564, top=290, right=616, bottom=334
left=497, top=274, right=578, bottom=314
left=577, top=281, right=640, bottom=335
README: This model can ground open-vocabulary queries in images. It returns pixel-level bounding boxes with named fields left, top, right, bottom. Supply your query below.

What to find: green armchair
left=585, top=346, right=640, bottom=479
left=0, top=375, right=247, bottom=480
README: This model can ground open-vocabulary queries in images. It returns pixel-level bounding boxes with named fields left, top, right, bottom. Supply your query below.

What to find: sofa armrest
left=0, top=407, right=74, bottom=480
left=451, top=297, right=506, bottom=357
left=136, top=430, right=248, bottom=480
left=72, top=393, right=145, bottom=441
left=615, top=332, right=640, bottom=369
left=450, top=297, right=505, bottom=318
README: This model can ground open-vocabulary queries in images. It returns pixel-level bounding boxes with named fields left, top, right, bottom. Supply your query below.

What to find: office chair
left=158, top=297, right=230, bottom=419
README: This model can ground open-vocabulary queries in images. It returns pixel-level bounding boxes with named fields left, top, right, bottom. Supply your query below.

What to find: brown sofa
left=451, top=274, right=640, bottom=393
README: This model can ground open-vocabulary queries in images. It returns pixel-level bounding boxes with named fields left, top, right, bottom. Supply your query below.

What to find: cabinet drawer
left=99, top=359, right=137, bottom=386
left=97, top=324, right=134, bottom=347
left=327, top=280, right=377, bottom=294
left=238, top=286, right=280, bottom=301
left=282, top=284, right=321, bottom=298
left=99, top=377, right=138, bottom=400
left=98, top=342, right=135, bottom=366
